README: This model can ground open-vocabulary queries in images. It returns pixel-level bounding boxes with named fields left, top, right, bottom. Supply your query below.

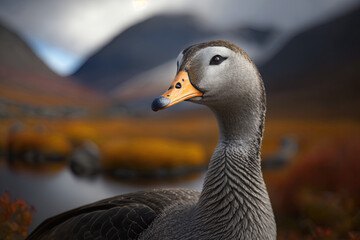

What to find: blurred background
left=0, top=0, right=359, bottom=239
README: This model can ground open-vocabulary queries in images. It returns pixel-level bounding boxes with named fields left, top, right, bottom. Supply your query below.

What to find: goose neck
left=192, top=102, right=275, bottom=238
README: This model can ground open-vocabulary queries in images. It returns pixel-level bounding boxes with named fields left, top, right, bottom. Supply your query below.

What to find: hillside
left=0, top=22, right=55, bottom=77
left=73, top=14, right=277, bottom=92
left=260, top=5, right=360, bottom=119
left=0, top=22, right=107, bottom=116
left=72, top=4, right=360, bottom=119
left=73, top=14, right=214, bottom=91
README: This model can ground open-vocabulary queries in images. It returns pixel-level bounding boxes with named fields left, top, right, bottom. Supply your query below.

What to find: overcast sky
left=0, top=0, right=358, bottom=75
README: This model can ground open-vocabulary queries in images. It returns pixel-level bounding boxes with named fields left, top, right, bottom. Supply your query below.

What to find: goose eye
left=209, top=55, right=227, bottom=65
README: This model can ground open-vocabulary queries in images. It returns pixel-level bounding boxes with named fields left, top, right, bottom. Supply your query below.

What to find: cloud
left=190, top=0, right=358, bottom=30
left=0, top=0, right=358, bottom=61
left=0, top=0, right=133, bottom=57
left=0, top=0, right=191, bottom=59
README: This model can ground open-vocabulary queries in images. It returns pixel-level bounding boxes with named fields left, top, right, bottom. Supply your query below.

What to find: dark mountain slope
left=260, top=5, right=360, bottom=119
left=0, top=22, right=55, bottom=77
left=0, top=22, right=106, bottom=110
left=73, top=14, right=215, bottom=91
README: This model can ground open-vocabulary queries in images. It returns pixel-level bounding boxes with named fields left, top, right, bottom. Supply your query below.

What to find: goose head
left=152, top=40, right=265, bottom=142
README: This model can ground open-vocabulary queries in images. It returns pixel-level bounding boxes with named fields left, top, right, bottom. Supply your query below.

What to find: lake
left=0, top=160, right=205, bottom=233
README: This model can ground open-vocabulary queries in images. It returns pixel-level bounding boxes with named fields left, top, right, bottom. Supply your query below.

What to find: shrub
left=0, top=192, right=35, bottom=240
left=273, top=138, right=360, bottom=239
left=101, top=138, right=206, bottom=171
left=7, top=127, right=71, bottom=162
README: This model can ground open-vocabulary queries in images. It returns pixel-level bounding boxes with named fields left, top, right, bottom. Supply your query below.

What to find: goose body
left=27, top=40, right=276, bottom=240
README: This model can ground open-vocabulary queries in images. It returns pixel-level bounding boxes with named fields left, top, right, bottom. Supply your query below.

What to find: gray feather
left=27, top=40, right=276, bottom=240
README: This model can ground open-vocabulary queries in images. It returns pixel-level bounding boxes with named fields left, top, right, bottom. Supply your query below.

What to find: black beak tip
left=152, top=96, right=171, bottom=111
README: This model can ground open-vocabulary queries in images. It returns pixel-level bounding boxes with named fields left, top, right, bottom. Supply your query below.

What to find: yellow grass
left=0, top=114, right=359, bottom=238
left=0, top=115, right=359, bottom=172
left=101, top=137, right=205, bottom=170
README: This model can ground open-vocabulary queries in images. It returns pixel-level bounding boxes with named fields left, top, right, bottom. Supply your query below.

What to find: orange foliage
left=270, top=138, right=360, bottom=239
left=101, top=138, right=206, bottom=170
left=1, top=116, right=360, bottom=238
left=8, top=128, right=71, bottom=159
left=0, top=191, right=35, bottom=240
left=63, top=123, right=98, bottom=146
left=0, top=115, right=214, bottom=171
left=39, top=133, right=71, bottom=155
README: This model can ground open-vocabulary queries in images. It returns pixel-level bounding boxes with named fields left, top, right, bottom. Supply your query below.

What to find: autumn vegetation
left=266, top=138, right=360, bottom=239
left=0, top=113, right=359, bottom=239
left=0, top=114, right=214, bottom=173
left=0, top=191, right=35, bottom=240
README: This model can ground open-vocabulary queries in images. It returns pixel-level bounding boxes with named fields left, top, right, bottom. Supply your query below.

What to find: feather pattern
left=27, top=40, right=276, bottom=240
left=27, top=189, right=200, bottom=240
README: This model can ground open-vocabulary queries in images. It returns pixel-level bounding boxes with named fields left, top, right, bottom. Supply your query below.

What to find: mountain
left=111, top=60, right=175, bottom=102
left=232, top=26, right=277, bottom=46
left=259, top=5, right=360, bottom=119
left=73, top=14, right=278, bottom=92
left=109, top=59, right=200, bottom=115
left=0, top=22, right=107, bottom=116
left=0, top=22, right=56, bottom=77
left=73, top=14, right=214, bottom=91
left=109, top=5, right=360, bottom=118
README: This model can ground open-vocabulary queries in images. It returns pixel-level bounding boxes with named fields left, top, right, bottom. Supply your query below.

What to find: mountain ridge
left=0, top=22, right=107, bottom=112
left=260, top=5, right=360, bottom=119
left=0, top=21, right=56, bottom=77
left=73, top=14, right=277, bottom=91
left=73, top=14, right=214, bottom=91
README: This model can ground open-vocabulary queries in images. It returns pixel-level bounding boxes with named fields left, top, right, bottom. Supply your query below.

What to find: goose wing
left=27, top=188, right=199, bottom=240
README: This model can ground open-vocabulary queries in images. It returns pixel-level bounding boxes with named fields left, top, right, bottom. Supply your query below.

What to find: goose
left=27, top=40, right=276, bottom=240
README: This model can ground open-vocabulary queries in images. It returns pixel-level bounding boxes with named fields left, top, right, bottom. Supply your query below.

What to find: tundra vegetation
left=0, top=115, right=359, bottom=239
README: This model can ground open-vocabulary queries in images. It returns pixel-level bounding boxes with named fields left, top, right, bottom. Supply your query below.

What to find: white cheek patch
left=198, top=46, right=232, bottom=63
left=194, top=46, right=235, bottom=88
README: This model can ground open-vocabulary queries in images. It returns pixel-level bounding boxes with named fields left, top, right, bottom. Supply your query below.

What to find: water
left=0, top=161, right=205, bottom=233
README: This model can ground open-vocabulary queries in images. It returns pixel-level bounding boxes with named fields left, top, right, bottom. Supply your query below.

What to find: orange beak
left=152, top=71, right=203, bottom=111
